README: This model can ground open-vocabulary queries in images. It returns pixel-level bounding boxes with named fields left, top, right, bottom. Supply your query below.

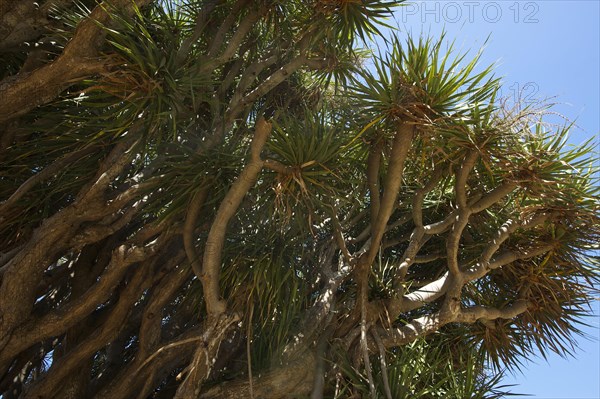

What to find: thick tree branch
left=0, top=0, right=66, bottom=52
left=0, top=237, right=162, bottom=369
left=68, top=193, right=151, bottom=251
left=466, top=244, right=554, bottom=282
left=464, top=212, right=553, bottom=281
left=471, top=181, right=517, bottom=213
left=0, top=140, right=139, bottom=350
left=173, top=313, right=240, bottom=399
left=264, top=158, right=292, bottom=174
left=414, top=252, right=445, bottom=264
left=207, top=0, right=251, bottom=58
left=199, top=351, right=316, bottom=399
left=95, top=263, right=192, bottom=399
left=184, top=187, right=210, bottom=280
left=366, top=122, right=415, bottom=263
left=378, top=312, right=449, bottom=349
left=454, top=150, right=478, bottom=208
left=367, top=140, right=382, bottom=227
left=413, top=167, right=444, bottom=228
left=398, top=272, right=451, bottom=313
left=22, top=264, right=151, bottom=399
left=456, top=300, right=530, bottom=324
left=0, top=0, right=154, bottom=125
left=201, top=118, right=271, bottom=316
left=423, top=209, right=458, bottom=235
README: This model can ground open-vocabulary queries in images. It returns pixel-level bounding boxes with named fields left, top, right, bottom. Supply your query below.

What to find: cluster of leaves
left=333, top=336, right=519, bottom=399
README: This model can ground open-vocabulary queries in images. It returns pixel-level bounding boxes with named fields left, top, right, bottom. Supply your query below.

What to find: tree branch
left=466, top=244, right=554, bottom=282
left=0, top=231, right=167, bottom=369
left=173, top=313, right=240, bottom=399
left=196, top=3, right=265, bottom=76
left=225, top=55, right=308, bottom=126
left=0, top=140, right=139, bottom=350
left=456, top=300, right=530, bottom=324
left=454, top=150, right=478, bottom=208
left=0, top=0, right=154, bottom=124
left=464, top=212, right=553, bottom=281
left=176, top=0, right=222, bottom=63
left=366, top=122, right=414, bottom=263
left=367, top=139, right=382, bottom=228
left=378, top=312, right=450, bottom=349
left=201, top=118, right=271, bottom=316
left=22, top=264, right=151, bottom=399
left=471, top=181, right=517, bottom=213
left=207, top=0, right=252, bottom=58
left=184, top=187, right=210, bottom=281
left=398, top=272, right=451, bottom=313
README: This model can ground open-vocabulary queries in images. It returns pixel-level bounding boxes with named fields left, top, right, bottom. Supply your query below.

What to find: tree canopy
left=0, top=1, right=598, bottom=398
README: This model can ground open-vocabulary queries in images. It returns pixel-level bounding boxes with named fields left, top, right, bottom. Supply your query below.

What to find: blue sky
left=382, top=1, right=599, bottom=397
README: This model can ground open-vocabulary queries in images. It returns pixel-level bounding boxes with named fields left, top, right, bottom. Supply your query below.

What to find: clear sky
left=382, top=1, right=600, bottom=398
